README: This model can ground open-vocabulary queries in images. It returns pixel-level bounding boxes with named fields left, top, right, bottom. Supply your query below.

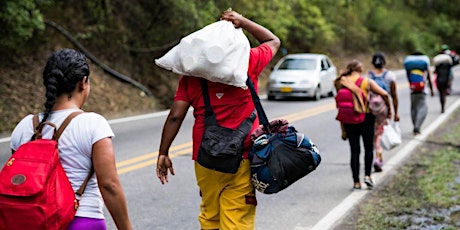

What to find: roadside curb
left=311, top=98, right=460, bottom=230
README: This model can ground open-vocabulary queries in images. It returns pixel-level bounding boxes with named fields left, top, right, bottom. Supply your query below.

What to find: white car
left=267, top=53, right=337, bottom=101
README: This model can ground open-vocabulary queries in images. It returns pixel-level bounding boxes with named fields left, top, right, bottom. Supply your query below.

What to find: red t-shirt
left=174, top=43, right=273, bottom=160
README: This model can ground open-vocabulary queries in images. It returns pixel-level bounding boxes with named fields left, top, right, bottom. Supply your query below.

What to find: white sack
left=155, top=20, right=250, bottom=88
left=381, top=121, right=402, bottom=151
left=433, top=54, right=453, bottom=66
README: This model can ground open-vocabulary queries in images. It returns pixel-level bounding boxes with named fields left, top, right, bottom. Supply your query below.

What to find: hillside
left=0, top=55, right=160, bottom=136
left=3, top=0, right=447, bottom=135
left=0, top=48, right=406, bottom=137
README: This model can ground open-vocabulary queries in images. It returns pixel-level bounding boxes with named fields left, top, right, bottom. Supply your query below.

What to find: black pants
left=437, top=81, right=450, bottom=112
left=344, top=113, right=375, bottom=183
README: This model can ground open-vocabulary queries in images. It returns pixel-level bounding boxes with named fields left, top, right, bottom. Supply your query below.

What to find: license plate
left=280, top=87, right=292, bottom=93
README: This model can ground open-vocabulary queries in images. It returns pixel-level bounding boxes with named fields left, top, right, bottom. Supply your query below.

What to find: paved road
left=0, top=66, right=459, bottom=229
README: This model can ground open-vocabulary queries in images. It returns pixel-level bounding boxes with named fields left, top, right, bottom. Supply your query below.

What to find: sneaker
left=374, top=159, right=383, bottom=172
left=352, top=182, right=361, bottom=191
left=364, top=176, right=373, bottom=189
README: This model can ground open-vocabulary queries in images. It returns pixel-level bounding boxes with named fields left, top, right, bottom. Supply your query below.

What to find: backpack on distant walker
left=0, top=112, right=92, bottom=230
left=368, top=91, right=388, bottom=124
left=404, top=55, right=429, bottom=93
left=368, top=71, right=388, bottom=92
left=335, top=77, right=366, bottom=124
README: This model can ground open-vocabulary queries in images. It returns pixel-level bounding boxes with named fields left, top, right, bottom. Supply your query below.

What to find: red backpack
left=0, top=111, right=92, bottom=230
left=335, top=77, right=366, bottom=124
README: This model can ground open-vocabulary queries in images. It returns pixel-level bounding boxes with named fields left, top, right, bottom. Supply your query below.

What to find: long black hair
left=38, top=48, right=89, bottom=128
left=372, top=52, right=386, bottom=69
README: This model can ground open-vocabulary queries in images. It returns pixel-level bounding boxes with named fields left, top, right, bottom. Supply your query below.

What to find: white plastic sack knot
left=155, top=20, right=250, bottom=88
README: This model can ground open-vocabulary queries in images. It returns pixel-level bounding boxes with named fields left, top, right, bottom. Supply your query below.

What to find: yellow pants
left=195, top=160, right=256, bottom=230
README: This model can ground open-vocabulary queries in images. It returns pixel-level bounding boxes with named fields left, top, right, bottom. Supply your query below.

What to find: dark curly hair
left=39, top=48, right=89, bottom=127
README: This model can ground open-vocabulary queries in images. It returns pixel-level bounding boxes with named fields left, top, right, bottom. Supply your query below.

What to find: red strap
left=355, top=77, right=364, bottom=87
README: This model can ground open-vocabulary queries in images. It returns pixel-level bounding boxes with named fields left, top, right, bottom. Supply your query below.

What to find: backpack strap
left=355, top=76, right=364, bottom=87
left=32, top=111, right=82, bottom=141
left=33, top=114, right=39, bottom=130
left=369, top=70, right=388, bottom=80
left=54, top=111, right=84, bottom=141
left=368, top=71, right=375, bottom=80
left=76, top=167, right=94, bottom=197
left=35, top=111, right=93, bottom=199
left=54, top=111, right=94, bottom=197
left=381, top=70, right=388, bottom=79
left=200, top=78, right=218, bottom=126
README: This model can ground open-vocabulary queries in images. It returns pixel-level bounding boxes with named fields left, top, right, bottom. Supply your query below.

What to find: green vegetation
left=3, top=0, right=460, bottom=57
left=1, top=0, right=459, bottom=133
left=343, top=110, right=460, bottom=229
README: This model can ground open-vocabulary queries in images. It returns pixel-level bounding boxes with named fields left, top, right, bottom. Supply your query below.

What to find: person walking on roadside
left=367, top=53, right=400, bottom=172
left=155, top=10, right=280, bottom=230
left=9, top=49, right=132, bottom=230
left=433, top=53, right=454, bottom=113
left=335, top=60, right=391, bottom=190
left=439, top=44, right=458, bottom=95
left=403, top=52, right=434, bottom=135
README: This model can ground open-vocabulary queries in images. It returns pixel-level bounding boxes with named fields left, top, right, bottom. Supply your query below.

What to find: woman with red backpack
left=334, top=60, right=391, bottom=190
left=9, top=49, right=132, bottom=230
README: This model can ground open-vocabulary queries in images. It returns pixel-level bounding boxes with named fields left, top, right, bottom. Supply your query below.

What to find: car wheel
left=328, top=88, right=337, bottom=97
left=313, top=86, right=321, bottom=101
left=267, top=95, right=276, bottom=101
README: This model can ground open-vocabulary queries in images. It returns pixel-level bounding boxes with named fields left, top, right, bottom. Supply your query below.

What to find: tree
left=0, top=0, right=46, bottom=57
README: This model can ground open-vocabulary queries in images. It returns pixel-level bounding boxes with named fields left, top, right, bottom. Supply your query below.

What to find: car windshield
left=277, top=58, right=316, bottom=70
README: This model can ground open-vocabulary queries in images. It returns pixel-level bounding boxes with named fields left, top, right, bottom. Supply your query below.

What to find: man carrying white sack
left=155, top=9, right=280, bottom=230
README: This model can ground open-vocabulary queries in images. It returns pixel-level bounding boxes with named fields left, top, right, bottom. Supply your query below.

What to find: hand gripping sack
left=249, top=120, right=321, bottom=194
left=0, top=112, right=91, bottom=230
left=155, top=20, right=250, bottom=88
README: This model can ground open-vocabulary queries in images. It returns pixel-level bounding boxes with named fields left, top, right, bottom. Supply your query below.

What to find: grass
left=343, top=109, right=460, bottom=229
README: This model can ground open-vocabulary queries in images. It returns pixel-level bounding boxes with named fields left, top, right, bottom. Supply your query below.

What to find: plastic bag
left=381, top=121, right=401, bottom=150
left=155, top=20, right=250, bottom=88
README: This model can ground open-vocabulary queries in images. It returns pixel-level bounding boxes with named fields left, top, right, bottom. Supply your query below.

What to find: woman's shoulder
left=12, top=114, right=35, bottom=133
left=77, top=112, right=109, bottom=123
left=383, top=69, right=397, bottom=81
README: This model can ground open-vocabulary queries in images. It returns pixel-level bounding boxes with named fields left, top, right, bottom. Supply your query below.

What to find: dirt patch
left=0, top=57, right=160, bottom=136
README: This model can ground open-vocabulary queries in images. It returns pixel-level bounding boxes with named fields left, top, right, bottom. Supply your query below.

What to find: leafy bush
left=0, top=0, right=46, bottom=56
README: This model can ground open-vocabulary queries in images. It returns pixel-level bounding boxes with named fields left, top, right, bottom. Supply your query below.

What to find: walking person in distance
left=368, top=53, right=399, bottom=172
left=403, top=52, right=434, bottom=135
left=335, top=60, right=391, bottom=190
left=433, top=52, right=454, bottom=113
